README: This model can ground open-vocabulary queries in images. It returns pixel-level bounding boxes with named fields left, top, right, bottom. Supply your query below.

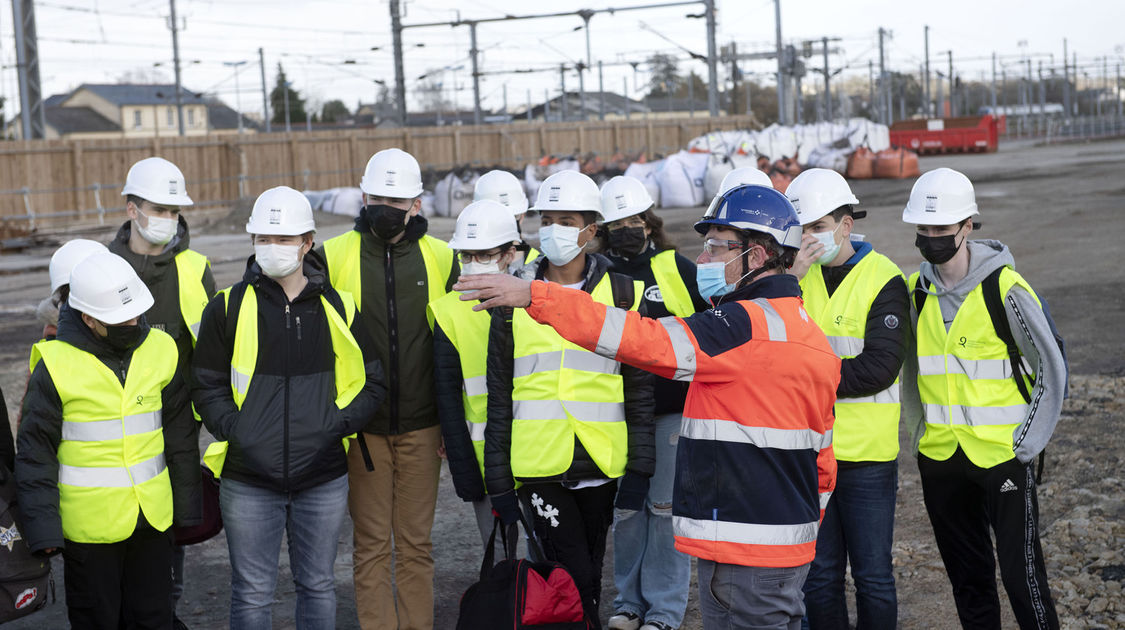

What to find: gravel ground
left=1, top=137, right=1122, bottom=629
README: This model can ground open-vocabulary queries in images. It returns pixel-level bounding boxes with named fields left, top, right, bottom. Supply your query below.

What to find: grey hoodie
left=902, top=239, right=1066, bottom=464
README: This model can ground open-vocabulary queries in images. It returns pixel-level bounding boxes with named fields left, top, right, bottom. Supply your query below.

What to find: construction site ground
left=1, top=137, right=1122, bottom=629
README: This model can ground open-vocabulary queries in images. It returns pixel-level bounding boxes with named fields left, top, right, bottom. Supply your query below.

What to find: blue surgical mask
left=696, top=261, right=736, bottom=302
left=538, top=224, right=584, bottom=265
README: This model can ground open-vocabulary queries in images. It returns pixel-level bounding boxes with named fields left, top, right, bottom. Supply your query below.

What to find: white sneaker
left=640, top=622, right=675, bottom=630
left=608, top=611, right=642, bottom=630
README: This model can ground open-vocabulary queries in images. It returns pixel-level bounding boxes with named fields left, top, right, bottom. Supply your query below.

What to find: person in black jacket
left=191, top=187, right=386, bottom=629
left=598, top=176, right=706, bottom=630
left=786, top=169, right=909, bottom=629
left=485, top=170, right=654, bottom=630
left=17, top=252, right=199, bottom=629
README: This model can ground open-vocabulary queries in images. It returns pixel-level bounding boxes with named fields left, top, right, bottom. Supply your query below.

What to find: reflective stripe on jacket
left=522, top=274, right=840, bottom=568
left=800, top=251, right=903, bottom=462
left=910, top=266, right=1039, bottom=468
left=31, top=331, right=177, bottom=543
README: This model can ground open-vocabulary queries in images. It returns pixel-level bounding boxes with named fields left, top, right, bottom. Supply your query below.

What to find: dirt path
left=1, top=138, right=1122, bottom=629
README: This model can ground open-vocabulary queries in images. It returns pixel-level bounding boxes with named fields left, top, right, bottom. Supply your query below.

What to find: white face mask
left=461, top=260, right=503, bottom=275
left=537, top=224, right=584, bottom=265
left=812, top=223, right=843, bottom=265
left=135, top=209, right=178, bottom=245
left=255, top=243, right=303, bottom=279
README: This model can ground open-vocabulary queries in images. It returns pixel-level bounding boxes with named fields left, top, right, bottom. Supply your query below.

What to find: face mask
left=915, top=231, right=963, bottom=265
left=134, top=210, right=177, bottom=245
left=538, top=224, right=585, bottom=265
left=102, top=323, right=144, bottom=352
left=695, top=261, right=735, bottom=302
left=608, top=226, right=647, bottom=256
left=255, top=243, right=303, bottom=278
left=812, top=223, right=843, bottom=265
left=366, top=204, right=409, bottom=240
left=461, top=260, right=503, bottom=275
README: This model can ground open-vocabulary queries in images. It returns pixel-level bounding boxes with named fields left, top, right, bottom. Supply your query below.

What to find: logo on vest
left=834, top=314, right=860, bottom=328
left=1000, top=479, right=1017, bottom=493
left=957, top=335, right=986, bottom=349
left=643, top=285, right=664, bottom=303
left=14, top=587, right=36, bottom=610
left=0, top=523, right=22, bottom=551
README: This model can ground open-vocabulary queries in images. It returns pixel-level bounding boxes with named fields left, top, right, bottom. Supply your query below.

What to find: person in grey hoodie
left=900, top=168, right=1064, bottom=630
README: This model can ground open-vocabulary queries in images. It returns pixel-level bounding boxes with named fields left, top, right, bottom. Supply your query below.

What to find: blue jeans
left=613, top=413, right=690, bottom=628
left=802, top=461, right=898, bottom=630
left=221, top=474, right=350, bottom=630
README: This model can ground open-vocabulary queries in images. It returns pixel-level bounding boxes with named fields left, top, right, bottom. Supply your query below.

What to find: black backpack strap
left=913, top=275, right=930, bottom=317
left=608, top=272, right=635, bottom=310
left=981, top=267, right=1033, bottom=404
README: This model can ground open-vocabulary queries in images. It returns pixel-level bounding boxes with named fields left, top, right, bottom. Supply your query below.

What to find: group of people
left=8, top=144, right=1064, bottom=630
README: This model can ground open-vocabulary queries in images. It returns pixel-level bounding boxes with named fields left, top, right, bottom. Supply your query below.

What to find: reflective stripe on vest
left=650, top=249, right=695, bottom=317
left=174, top=249, right=211, bottom=344
left=427, top=290, right=491, bottom=479
left=800, top=251, right=904, bottom=462
left=322, top=230, right=455, bottom=327
left=202, top=285, right=366, bottom=477
left=510, top=275, right=642, bottom=479
left=910, top=267, right=1040, bottom=468
left=31, top=331, right=177, bottom=544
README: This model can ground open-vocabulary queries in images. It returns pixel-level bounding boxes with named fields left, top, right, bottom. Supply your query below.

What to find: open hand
left=454, top=274, right=534, bottom=311
left=789, top=232, right=824, bottom=280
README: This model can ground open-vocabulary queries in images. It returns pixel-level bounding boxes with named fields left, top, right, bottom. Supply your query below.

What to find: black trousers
left=62, top=515, right=174, bottom=630
left=918, top=447, right=1058, bottom=630
left=519, top=481, right=617, bottom=630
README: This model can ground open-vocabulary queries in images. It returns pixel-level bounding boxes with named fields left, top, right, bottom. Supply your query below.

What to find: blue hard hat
left=694, top=184, right=803, bottom=250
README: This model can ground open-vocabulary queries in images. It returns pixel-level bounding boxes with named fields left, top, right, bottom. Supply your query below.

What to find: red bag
left=457, top=517, right=589, bottom=630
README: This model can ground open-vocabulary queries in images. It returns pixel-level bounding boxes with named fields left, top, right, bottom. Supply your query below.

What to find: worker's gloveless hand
left=455, top=273, right=534, bottom=311
left=789, top=231, right=825, bottom=280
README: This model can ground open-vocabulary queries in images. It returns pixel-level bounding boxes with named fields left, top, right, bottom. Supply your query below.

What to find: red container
left=889, top=115, right=999, bottom=155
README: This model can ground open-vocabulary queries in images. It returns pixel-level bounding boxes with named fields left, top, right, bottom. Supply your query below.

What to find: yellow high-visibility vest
left=800, top=251, right=904, bottom=462
left=31, top=331, right=177, bottom=543
left=649, top=249, right=695, bottom=317
left=202, top=285, right=366, bottom=476
left=173, top=249, right=211, bottom=345
left=910, top=267, right=1040, bottom=468
left=321, top=230, right=455, bottom=327
left=427, top=292, right=490, bottom=479
left=510, top=275, right=642, bottom=479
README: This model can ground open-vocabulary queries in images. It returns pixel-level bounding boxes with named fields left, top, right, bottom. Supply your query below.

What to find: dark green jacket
left=318, top=211, right=458, bottom=435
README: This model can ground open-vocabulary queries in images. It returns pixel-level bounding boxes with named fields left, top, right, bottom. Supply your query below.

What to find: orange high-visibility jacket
left=524, top=273, right=840, bottom=568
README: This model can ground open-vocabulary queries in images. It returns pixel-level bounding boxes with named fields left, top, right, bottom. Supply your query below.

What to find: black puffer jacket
left=191, top=250, right=386, bottom=492
left=484, top=254, right=655, bottom=497
left=16, top=307, right=200, bottom=554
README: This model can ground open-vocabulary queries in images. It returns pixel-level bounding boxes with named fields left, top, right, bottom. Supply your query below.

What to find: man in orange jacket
left=456, top=184, right=840, bottom=629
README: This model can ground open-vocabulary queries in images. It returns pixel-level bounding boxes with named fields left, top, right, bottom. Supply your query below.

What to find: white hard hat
left=902, top=167, right=980, bottom=225
left=529, top=170, right=603, bottom=220
left=474, top=170, right=529, bottom=216
left=447, top=200, right=521, bottom=251
left=120, top=157, right=194, bottom=206
left=704, top=167, right=773, bottom=218
left=360, top=148, right=424, bottom=198
left=246, top=186, right=317, bottom=236
left=68, top=252, right=154, bottom=325
left=599, top=176, right=654, bottom=224
left=786, top=168, right=862, bottom=225
left=49, top=239, right=108, bottom=293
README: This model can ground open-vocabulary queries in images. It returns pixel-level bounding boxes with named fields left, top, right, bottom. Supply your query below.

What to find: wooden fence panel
left=0, top=114, right=760, bottom=231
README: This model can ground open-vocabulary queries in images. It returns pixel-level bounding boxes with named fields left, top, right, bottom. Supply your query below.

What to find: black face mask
left=365, top=204, right=409, bottom=240
left=608, top=227, right=648, bottom=255
left=915, top=232, right=963, bottom=265
left=102, top=323, right=145, bottom=352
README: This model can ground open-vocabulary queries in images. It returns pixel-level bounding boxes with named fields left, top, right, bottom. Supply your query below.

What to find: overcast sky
left=2, top=0, right=1121, bottom=119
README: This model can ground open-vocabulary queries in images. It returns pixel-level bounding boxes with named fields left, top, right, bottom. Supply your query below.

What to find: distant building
left=523, top=92, right=650, bottom=122
left=6, top=83, right=258, bottom=139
